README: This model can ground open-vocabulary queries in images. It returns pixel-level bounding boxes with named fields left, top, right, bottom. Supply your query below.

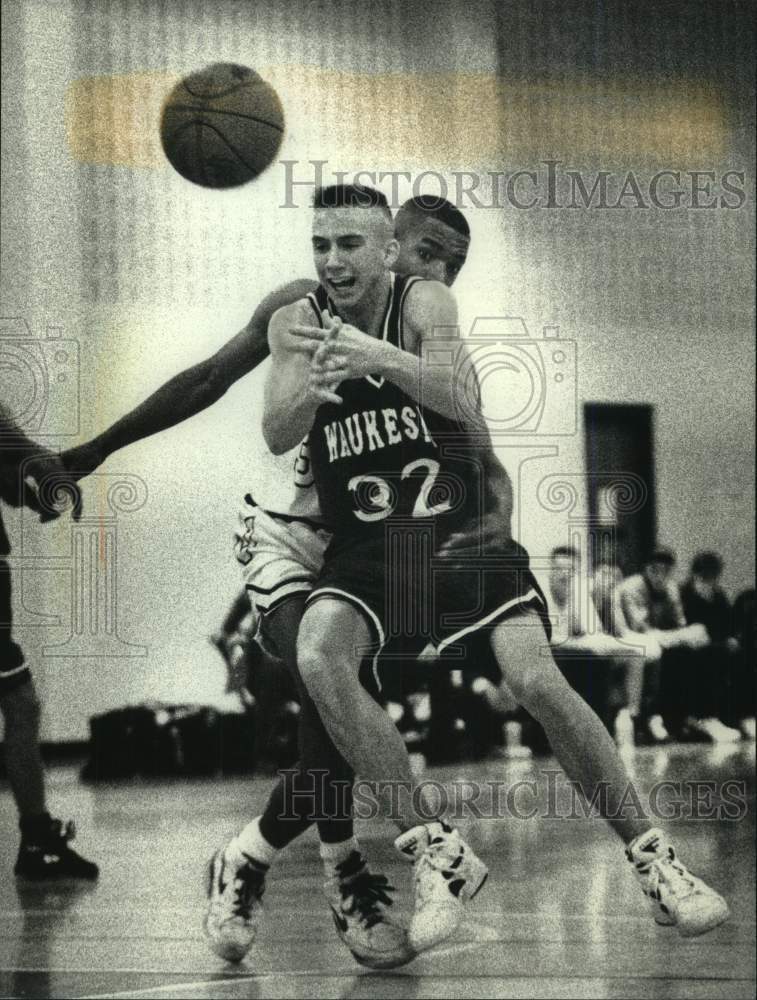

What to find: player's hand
left=307, top=312, right=348, bottom=403
left=285, top=310, right=339, bottom=356
left=60, top=439, right=106, bottom=481
left=317, top=321, right=390, bottom=380
left=293, top=316, right=389, bottom=382
left=13, top=449, right=82, bottom=522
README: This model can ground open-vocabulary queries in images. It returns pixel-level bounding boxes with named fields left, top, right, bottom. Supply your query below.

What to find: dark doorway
left=583, top=403, right=656, bottom=575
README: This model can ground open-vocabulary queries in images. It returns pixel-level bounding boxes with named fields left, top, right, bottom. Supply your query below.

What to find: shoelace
left=647, top=855, right=698, bottom=903
left=420, top=835, right=462, bottom=873
left=47, top=819, right=76, bottom=846
left=231, top=862, right=266, bottom=919
left=340, top=870, right=395, bottom=929
left=413, top=837, right=465, bottom=906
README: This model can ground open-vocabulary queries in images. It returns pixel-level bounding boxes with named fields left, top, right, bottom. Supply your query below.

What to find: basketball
left=160, top=63, right=285, bottom=188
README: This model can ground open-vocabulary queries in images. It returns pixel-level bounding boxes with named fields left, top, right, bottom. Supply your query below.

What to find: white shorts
left=235, top=497, right=331, bottom=615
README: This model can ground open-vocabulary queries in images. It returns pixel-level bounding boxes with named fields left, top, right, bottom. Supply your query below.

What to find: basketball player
left=0, top=405, right=98, bottom=881
left=61, top=197, right=495, bottom=968
left=263, top=183, right=730, bottom=952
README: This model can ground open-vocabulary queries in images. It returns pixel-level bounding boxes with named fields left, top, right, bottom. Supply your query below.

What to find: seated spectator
left=547, top=546, right=633, bottom=734
left=620, top=547, right=738, bottom=743
left=591, top=557, right=664, bottom=745
left=681, top=553, right=753, bottom=741
left=733, top=588, right=756, bottom=740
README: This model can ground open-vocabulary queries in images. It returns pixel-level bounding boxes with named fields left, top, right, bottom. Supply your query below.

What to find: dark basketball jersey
left=0, top=507, right=9, bottom=558
left=306, top=274, right=483, bottom=545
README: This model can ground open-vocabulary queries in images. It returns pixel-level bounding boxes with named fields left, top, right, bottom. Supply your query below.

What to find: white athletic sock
left=230, top=817, right=278, bottom=867
left=320, top=836, right=361, bottom=880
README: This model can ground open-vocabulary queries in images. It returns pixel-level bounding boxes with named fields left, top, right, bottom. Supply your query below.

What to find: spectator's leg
left=659, top=647, right=691, bottom=737
left=624, top=658, right=645, bottom=717
left=735, top=645, right=756, bottom=738
left=641, top=655, right=663, bottom=722
left=552, top=647, right=614, bottom=732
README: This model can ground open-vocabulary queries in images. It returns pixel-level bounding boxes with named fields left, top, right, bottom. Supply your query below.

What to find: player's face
left=693, top=574, right=718, bottom=599
left=549, top=555, right=577, bottom=596
left=394, top=218, right=470, bottom=287
left=312, top=207, right=396, bottom=309
left=645, top=561, right=672, bottom=592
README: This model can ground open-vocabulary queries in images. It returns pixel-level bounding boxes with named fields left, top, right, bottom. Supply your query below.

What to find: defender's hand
left=23, top=449, right=82, bottom=522
left=293, top=316, right=389, bottom=382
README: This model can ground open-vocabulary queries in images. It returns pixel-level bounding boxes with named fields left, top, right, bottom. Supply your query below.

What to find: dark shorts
left=1, top=561, right=30, bottom=696
left=306, top=533, right=550, bottom=684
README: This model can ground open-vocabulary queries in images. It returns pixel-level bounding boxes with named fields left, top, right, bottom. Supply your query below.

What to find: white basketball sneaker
left=627, top=828, right=729, bottom=937
left=395, top=821, right=488, bottom=952
left=203, top=845, right=267, bottom=962
left=324, top=850, right=414, bottom=969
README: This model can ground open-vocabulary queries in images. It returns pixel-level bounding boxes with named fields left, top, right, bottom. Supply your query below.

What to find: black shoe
left=15, top=817, right=99, bottom=881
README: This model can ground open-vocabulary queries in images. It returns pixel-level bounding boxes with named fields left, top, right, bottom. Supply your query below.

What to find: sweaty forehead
left=401, top=217, right=470, bottom=257
left=312, top=206, right=392, bottom=240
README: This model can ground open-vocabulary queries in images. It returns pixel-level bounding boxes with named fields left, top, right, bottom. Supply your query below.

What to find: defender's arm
left=61, top=279, right=317, bottom=477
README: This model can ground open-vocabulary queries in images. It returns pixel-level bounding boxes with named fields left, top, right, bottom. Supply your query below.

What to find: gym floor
left=1, top=743, right=754, bottom=999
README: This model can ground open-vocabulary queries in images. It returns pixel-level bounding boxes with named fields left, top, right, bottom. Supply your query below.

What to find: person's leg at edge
left=1, top=558, right=97, bottom=882
left=1, top=677, right=98, bottom=880
left=1, top=678, right=46, bottom=821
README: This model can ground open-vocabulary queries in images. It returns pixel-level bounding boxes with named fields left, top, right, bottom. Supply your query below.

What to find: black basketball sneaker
left=15, top=814, right=99, bottom=881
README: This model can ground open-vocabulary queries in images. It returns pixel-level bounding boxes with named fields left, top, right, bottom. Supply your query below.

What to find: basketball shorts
left=1, top=561, right=30, bottom=696
left=234, top=496, right=331, bottom=615
left=306, top=533, right=551, bottom=683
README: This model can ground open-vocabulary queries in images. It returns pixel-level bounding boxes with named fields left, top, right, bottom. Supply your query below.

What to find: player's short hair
left=394, top=196, right=470, bottom=240
left=691, top=550, right=723, bottom=579
left=551, top=545, right=580, bottom=562
left=313, top=183, right=393, bottom=221
left=646, top=546, right=676, bottom=567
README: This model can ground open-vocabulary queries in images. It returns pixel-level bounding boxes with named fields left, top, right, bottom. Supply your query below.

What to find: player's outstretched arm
left=262, top=304, right=347, bottom=455
left=60, top=279, right=317, bottom=478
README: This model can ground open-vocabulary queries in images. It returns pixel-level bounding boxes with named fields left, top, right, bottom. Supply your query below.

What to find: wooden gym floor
left=1, top=742, right=754, bottom=999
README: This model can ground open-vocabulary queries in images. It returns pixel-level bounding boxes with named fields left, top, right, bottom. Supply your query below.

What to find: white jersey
left=245, top=437, right=323, bottom=523
left=236, top=439, right=328, bottom=616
